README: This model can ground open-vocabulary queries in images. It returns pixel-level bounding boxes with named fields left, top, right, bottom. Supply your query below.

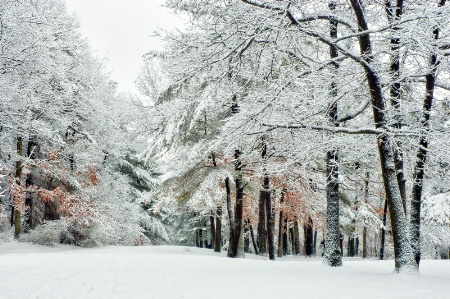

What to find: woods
left=1, top=0, right=449, bottom=279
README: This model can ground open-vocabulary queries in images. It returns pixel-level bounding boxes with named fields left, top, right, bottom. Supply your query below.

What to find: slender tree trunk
left=410, top=0, right=446, bottom=267
left=265, top=185, right=275, bottom=260
left=283, top=218, right=289, bottom=255
left=14, top=136, right=23, bottom=239
left=248, top=220, right=259, bottom=255
left=380, top=198, right=388, bottom=260
left=210, top=213, right=215, bottom=249
left=363, top=172, right=369, bottom=258
left=228, top=149, right=244, bottom=258
left=277, top=191, right=284, bottom=258
left=24, top=135, right=38, bottom=232
left=293, top=218, right=301, bottom=255
left=257, top=190, right=267, bottom=255
left=214, top=205, right=222, bottom=252
left=290, top=225, right=295, bottom=255
left=244, top=222, right=250, bottom=253
left=350, top=0, right=416, bottom=272
left=305, top=218, right=314, bottom=257
left=261, top=136, right=275, bottom=260
left=313, top=230, right=318, bottom=256
left=324, top=2, right=342, bottom=267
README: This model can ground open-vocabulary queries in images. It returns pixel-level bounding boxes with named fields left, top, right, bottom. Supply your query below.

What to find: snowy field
left=1, top=242, right=449, bottom=299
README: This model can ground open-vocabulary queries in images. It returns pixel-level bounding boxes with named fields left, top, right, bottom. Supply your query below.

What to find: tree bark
left=261, top=136, right=275, bottom=260
left=210, top=213, right=215, bottom=249
left=257, top=189, right=267, bottom=255
left=380, top=198, right=388, bottom=260
left=386, top=0, right=407, bottom=213
left=277, top=191, right=284, bottom=258
left=324, top=1, right=342, bottom=267
left=350, top=0, right=416, bottom=272
left=293, top=218, right=301, bottom=255
left=313, top=230, right=317, bottom=256
left=24, top=135, right=38, bottom=232
left=214, top=205, right=222, bottom=252
left=410, top=0, right=446, bottom=268
left=249, top=221, right=258, bottom=255
left=14, top=135, right=24, bottom=239
left=305, top=218, right=314, bottom=257
left=265, top=183, right=275, bottom=260
left=363, top=171, right=369, bottom=258
left=227, top=149, right=244, bottom=258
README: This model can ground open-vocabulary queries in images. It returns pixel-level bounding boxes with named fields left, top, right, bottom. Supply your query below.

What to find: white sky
left=64, top=0, right=185, bottom=94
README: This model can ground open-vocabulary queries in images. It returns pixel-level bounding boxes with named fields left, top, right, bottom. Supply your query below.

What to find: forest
left=0, top=0, right=449, bottom=294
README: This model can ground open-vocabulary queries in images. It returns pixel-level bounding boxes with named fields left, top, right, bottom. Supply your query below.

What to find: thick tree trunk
left=214, top=205, right=222, bottom=252
left=386, top=0, right=407, bottom=213
left=380, top=198, right=388, bottom=260
left=350, top=0, right=416, bottom=272
left=410, top=0, right=446, bottom=268
left=324, top=2, right=342, bottom=267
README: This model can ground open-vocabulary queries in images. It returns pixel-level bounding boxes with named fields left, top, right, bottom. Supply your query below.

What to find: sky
left=64, top=0, right=185, bottom=94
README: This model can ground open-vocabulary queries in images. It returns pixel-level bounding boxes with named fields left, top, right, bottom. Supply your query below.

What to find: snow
left=1, top=242, right=449, bottom=299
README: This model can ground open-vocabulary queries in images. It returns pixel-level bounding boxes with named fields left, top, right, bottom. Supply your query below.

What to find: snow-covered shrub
left=421, top=192, right=450, bottom=259
left=20, top=219, right=69, bottom=246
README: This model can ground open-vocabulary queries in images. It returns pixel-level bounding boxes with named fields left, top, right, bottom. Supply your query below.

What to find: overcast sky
left=64, top=0, right=185, bottom=94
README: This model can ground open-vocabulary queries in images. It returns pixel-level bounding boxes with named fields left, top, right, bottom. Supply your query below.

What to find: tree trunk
left=199, top=228, right=203, bottom=248
left=261, top=136, right=275, bottom=260
left=277, top=191, right=284, bottom=258
left=249, top=221, right=258, bottom=255
left=313, top=230, right=318, bottom=256
left=363, top=227, right=368, bottom=258
left=210, top=213, right=215, bottom=249
left=324, top=2, right=342, bottom=267
left=305, top=218, right=314, bottom=257
left=410, top=0, right=446, bottom=268
left=14, top=135, right=23, bottom=239
left=380, top=198, right=388, bottom=260
left=244, top=222, right=250, bottom=253
left=214, top=205, right=222, bottom=252
left=24, top=135, right=38, bottom=232
left=257, top=189, right=267, bottom=255
left=283, top=218, right=289, bottom=255
left=293, top=218, right=301, bottom=255
left=227, top=149, right=244, bottom=258
left=265, top=184, right=275, bottom=260
left=225, top=177, right=232, bottom=228
left=290, top=225, right=295, bottom=255
left=363, top=171, right=369, bottom=258
left=386, top=0, right=407, bottom=213
left=350, top=0, right=416, bottom=272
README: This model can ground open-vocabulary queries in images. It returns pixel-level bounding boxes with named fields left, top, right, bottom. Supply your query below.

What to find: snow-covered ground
left=1, top=242, right=449, bottom=299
